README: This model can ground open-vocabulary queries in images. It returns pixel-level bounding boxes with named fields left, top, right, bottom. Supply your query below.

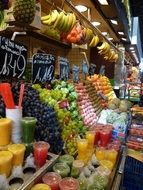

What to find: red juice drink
left=59, top=177, right=79, bottom=190
left=33, top=141, right=50, bottom=168
left=100, top=130, right=111, bottom=147
left=42, top=172, right=61, bottom=190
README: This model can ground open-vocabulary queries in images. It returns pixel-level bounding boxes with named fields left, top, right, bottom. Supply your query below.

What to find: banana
left=51, top=10, right=59, bottom=23
left=65, top=13, right=75, bottom=32
left=108, top=50, right=115, bottom=61
left=97, top=41, right=108, bottom=51
left=60, top=14, right=68, bottom=32
left=42, top=14, right=53, bottom=25
left=85, top=28, right=94, bottom=42
left=53, top=11, right=65, bottom=29
left=69, top=13, right=76, bottom=31
left=89, top=35, right=99, bottom=47
left=57, top=13, right=66, bottom=30
left=111, top=53, right=119, bottom=62
left=41, top=14, right=51, bottom=21
left=98, top=43, right=110, bottom=55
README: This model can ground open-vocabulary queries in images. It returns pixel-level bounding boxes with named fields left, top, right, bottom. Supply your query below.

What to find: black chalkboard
left=0, top=36, right=27, bottom=78
left=32, top=53, right=55, bottom=83
left=58, top=56, right=69, bottom=81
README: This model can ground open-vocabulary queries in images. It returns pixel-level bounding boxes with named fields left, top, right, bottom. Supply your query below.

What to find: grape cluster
left=0, top=96, right=5, bottom=118
left=12, top=83, right=64, bottom=154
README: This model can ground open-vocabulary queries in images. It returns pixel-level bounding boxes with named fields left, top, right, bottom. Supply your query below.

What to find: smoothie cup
left=100, top=130, right=111, bottom=147
left=21, top=117, right=37, bottom=144
left=86, top=131, right=95, bottom=149
left=0, top=118, right=12, bottom=146
left=42, top=172, right=61, bottom=190
left=8, top=144, right=25, bottom=166
left=59, top=177, right=79, bottom=190
left=95, top=147, right=106, bottom=161
left=33, top=141, right=50, bottom=168
left=0, top=151, right=13, bottom=177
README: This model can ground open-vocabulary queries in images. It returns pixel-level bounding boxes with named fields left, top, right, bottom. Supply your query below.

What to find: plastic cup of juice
left=86, top=131, right=95, bottom=149
left=59, top=177, right=79, bottom=190
left=21, top=117, right=37, bottom=144
left=8, top=144, right=25, bottom=166
left=42, top=172, right=61, bottom=190
left=100, top=130, right=111, bottom=147
left=33, top=141, right=50, bottom=168
left=77, top=139, right=88, bottom=153
left=95, top=147, right=105, bottom=161
left=31, top=183, right=51, bottom=190
left=0, top=151, right=13, bottom=177
left=106, top=149, right=118, bottom=165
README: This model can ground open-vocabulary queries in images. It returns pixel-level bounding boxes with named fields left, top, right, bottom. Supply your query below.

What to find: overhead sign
left=0, top=36, right=27, bottom=78
left=58, top=56, right=69, bottom=81
left=32, top=53, right=55, bottom=83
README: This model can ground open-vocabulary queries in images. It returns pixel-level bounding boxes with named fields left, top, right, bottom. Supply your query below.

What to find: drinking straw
left=18, top=83, right=25, bottom=108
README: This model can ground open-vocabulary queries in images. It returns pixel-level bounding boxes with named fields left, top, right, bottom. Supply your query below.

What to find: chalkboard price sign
left=72, top=65, right=80, bottom=83
left=32, top=53, right=55, bottom=83
left=0, top=36, right=27, bottom=78
left=58, top=56, right=69, bottom=81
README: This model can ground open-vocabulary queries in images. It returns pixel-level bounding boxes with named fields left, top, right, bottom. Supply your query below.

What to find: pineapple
left=13, top=0, right=36, bottom=24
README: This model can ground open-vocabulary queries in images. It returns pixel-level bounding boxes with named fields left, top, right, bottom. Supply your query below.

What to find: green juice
left=21, top=117, right=37, bottom=144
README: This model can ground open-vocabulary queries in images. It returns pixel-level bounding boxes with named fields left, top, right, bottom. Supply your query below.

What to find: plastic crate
left=122, top=156, right=143, bottom=190
left=124, top=156, right=143, bottom=174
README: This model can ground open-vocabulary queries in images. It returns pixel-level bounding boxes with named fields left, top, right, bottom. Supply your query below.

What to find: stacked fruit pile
left=75, top=83, right=98, bottom=129
left=33, top=81, right=87, bottom=156
left=87, top=74, right=116, bottom=101
left=12, top=83, right=64, bottom=154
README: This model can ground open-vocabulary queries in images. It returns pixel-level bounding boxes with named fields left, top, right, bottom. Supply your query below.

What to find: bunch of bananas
left=89, top=35, right=99, bottom=47
left=97, top=41, right=119, bottom=62
left=41, top=10, right=76, bottom=33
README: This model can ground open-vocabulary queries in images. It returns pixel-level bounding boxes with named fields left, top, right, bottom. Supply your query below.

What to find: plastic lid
left=59, top=177, right=79, bottom=190
left=8, top=144, right=25, bottom=153
left=42, top=172, right=61, bottom=185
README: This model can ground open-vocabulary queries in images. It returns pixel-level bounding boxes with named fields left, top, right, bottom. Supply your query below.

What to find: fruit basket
left=8, top=152, right=59, bottom=190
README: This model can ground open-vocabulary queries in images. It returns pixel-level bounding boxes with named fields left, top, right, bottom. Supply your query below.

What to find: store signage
left=32, top=53, right=55, bottom=83
left=72, top=65, right=80, bottom=83
left=0, top=36, right=27, bottom=78
left=58, top=56, right=69, bottom=81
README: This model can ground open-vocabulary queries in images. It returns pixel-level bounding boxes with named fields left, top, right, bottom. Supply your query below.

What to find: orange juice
left=96, top=147, right=105, bottom=161
left=106, top=149, right=118, bottom=165
left=86, top=131, right=95, bottom=149
left=0, top=151, right=13, bottom=177
left=77, top=139, right=88, bottom=163
left=8, top=144, right=26, bottom=166
left=0, top=118, right=12, bottom=146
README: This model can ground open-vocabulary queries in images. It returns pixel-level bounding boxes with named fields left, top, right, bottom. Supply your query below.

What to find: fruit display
left=64, top=22, right=86, bottom=45
left=41, top=26, right=60, bottom=40
left=32, top=81, right=87, bottom=156
left=12, top=83, right=64, bottom=154
left=13, top=0, right=36, bottom=24
left=41, top=10, right=76, bottom=33
left=89, top=35, right=99, bottom=47
left=87, top=74, right=116, bottom=101
left=75, top=83, right=98, bottom=129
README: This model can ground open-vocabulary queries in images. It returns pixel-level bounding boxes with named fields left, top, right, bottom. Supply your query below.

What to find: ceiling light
left=92, top=21, right=101, bottom=26
left=122, top=38, right=127, bottom=41
left=118, top=32, right=124, bottom=35
left=98, top=0, right=108, bottom=5
left=130, top=47, right=134, bottom=50
left=131, top=50, right=135, bottom=53
left=102, top=32, right=108, bottom=36
left=110, top=19, right=118, bottom=25
left=108, top=37, right=113, bottom=41
left=75, top=5, right=87, bottom=12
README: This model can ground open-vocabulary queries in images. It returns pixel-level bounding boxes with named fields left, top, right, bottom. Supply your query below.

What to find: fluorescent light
left=75, top=5, right=87, bottom=12
left=122, top=38, right=127, bottom=41
left=102, top=32, right=108, bottom=35
left=130, top=47, right=134, bottom=50
left=118, top=32, right=124, bottom=35
left=92, top=21, right=101, bottom=26
left=131, top=50, right=135, bottom=53
left=98, top=0, right=108, bottom=5
left=108, top=37, right=113, bottom=41
left=110, top=19, right=118, bottom=25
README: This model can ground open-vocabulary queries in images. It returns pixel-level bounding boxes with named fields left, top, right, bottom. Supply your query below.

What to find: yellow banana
left=60, top=14, right=69, bottom=32
left=41, top=14, right=51, bottom=21
left=50, top=10, right=59, bottom=23
left=69, top=13, right=76, bottom=31
left=89, top=35, right=99, bottom=47
left=57, top=13, right=66, bottom=30
left=99, top=43, right=110, bottom=55
left=54, top=11, right=65, bottom=29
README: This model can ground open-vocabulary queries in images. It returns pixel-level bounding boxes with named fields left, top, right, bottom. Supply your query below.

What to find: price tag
left=58, top=56, right=69, bottom=81
left=0, top=36, right=27, bottom=79
left=32, top=53, right=55, bottom=83
left=89, top=64, right=96, bottom=76
left=72, top=65, right=80, bottom=83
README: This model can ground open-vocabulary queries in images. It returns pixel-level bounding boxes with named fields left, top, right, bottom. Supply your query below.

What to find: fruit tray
left=9, top=152, right=59, bottom=190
